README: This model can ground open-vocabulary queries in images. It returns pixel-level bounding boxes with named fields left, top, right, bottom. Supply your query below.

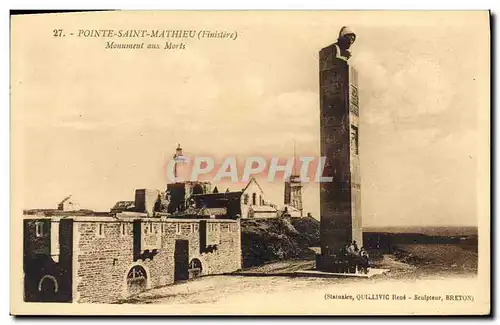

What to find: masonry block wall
left=72, top=218, right=241, bottom=303
left=74, top=220, right=135, bottom=303
left=24, top=214, right=242, bottom=304
left=23, top=218, right=73, bottom=302
left=319, top=47, right=363, bottom=257
left=134, top=189, right=160, bottom=216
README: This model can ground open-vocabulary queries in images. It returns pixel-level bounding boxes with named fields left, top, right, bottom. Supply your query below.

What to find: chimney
left=135, top=189, right=160, bottom=217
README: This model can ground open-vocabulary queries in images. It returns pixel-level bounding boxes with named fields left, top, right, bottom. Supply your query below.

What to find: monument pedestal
left=294, top=268, right=390, bottom=278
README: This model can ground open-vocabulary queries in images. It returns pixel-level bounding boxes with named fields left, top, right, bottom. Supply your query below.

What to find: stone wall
left=24, top=219, right=51, bottom=256
left=23, top=218, right=73, bottom=302
left=73, top=218, right=241, bottom=303
left=74, top=220, right=134, bottom=303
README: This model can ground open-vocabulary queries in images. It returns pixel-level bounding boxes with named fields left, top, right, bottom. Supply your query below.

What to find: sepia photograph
left=10, top=10, right=490, bottom=315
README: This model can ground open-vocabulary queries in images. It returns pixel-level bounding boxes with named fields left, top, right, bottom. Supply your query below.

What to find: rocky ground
left=241, top=217, right=478, bottom=273
left=240, top=217, right=320, bottom=267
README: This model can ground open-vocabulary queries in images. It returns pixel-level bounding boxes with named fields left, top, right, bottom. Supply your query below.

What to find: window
left=259, top=195, right=263, bottom=206
left=97, top=224, right=105, bottom=238
left=121, top=223, right=127, bottom=236
left=351, top=125, right=359, bottom=155
left=35, top=222, right=44, bottom=238
left=190, top=223, right=195, bottom=233
left=243, top=194, right=249, bottom=205
left=194, top=223, right=199, bottom=232
left=252, top=193, right=257, bottom=205
left=143, top=222, right=153, bottom=235
left=175, top=223, right=181, bottom=235
left=209, top=223, right=219, bottom=233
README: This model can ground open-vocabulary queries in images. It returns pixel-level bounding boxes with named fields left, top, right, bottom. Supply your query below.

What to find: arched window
left=243, top=194, right=249, bottom=205
left=252, top=193, right=257, bottom=205
left=259, top=195, right=263, bottom=206
left=188, top=258, right=203, bottom=278
left=128, top=265, right=147, bottom=280
left=127, top=265, right=148, bottom=295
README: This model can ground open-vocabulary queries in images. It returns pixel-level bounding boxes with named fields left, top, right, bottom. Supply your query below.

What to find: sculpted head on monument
left=338, top=27, right=356, bottom=48
left=337, top=26, right=356, bottom=60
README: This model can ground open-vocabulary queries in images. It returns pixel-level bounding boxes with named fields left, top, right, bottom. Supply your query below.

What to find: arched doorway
left=126, top=265, right=147, bottom=295
left=188, top=258, right=203, bottom=279
left=38, top=275, right=58, bottom=294
left=37, top=275, right=58, bottom=301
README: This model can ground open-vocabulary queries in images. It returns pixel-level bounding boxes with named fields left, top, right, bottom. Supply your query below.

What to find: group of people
left=343, top=240, right=371, bottom=274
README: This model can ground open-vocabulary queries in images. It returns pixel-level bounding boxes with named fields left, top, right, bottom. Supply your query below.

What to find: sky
left=12, top=11, right=488, bottom=227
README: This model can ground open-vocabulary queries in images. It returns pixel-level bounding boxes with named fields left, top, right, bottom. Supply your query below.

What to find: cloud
left=353, top=51, right=454, bottom=126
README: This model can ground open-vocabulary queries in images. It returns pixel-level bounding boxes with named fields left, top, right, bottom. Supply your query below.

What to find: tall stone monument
left=318, top=27, right=362, bottom=265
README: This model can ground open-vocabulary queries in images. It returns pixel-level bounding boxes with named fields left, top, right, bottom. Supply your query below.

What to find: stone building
left=23, top=209, right=241, bottom=303
left=284, top=175, right=303, bottom=217
left=166, top=181, right=212, bottom=213
left=57, top=195, right=79, bottom=212
left=191, top=178, right=278, bottom=219
left=239, top=178, right=278, bottom=219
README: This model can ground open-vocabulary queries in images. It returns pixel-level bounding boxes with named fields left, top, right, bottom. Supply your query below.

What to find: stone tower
left=167, top=144, right=211, bottom=213
left=319, top=27, right=362, bottom=258
left=284, top=175, right=303, bottom=217
left=284, top=141, right=303, bottom=216
left=173, top=143, right=189, bottom=182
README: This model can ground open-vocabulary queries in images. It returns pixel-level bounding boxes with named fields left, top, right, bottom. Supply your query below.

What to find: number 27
left=53, top=29, right=63, bottom=37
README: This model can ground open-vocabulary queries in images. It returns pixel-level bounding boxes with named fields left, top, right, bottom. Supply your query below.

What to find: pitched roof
left=59, top=195, right=72, bottom=205
left=199, top=207, right=227, bottom=216
left=192, top=191, right=243, bottom=200
left=191, top=191, right=242, bottom=210
left=242, top=177, right=264, bottom=194
left=112, top=201, right=135, bottom=208
left=110, top=201, right=136, bottom=212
